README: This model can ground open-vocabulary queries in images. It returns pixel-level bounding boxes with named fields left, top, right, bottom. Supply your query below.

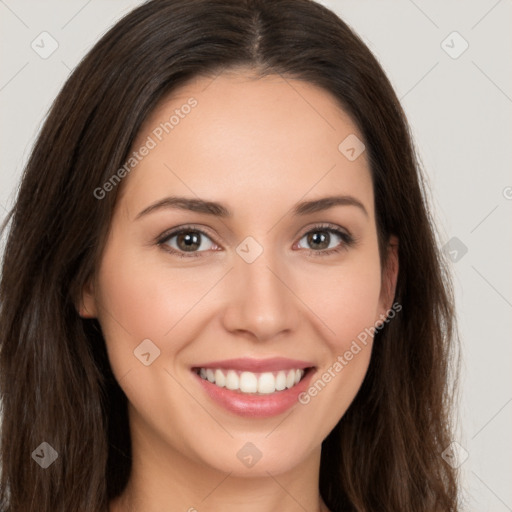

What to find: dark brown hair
left=0, top=0, right=459, bottom=510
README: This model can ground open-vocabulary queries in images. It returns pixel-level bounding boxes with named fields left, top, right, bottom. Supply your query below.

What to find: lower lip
left=193, top=368, right=316, bottom=418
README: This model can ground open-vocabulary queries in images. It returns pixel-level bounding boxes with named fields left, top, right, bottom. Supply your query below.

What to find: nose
left=221, top=247, right=300, bottom=343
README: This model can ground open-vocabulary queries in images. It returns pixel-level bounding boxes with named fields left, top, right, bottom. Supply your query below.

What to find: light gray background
left=1, top=1, right=511, bottom=510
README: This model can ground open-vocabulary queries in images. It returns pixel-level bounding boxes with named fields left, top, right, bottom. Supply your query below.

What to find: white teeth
left=275, top=371, right=287, bottom=391
left=196, top=368, right=307, bottom=394
left=214, top=369, right=225, bottom=387
left=286, top=369, right=295, bottom=389
left=239, top=372, right=258, bottom=393
left=257, top=372, right=275, bottom=394
left=225, top=370, right=239, bottom=390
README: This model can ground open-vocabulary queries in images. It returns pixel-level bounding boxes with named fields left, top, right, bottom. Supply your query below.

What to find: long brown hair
left=0, top=0, right=459, bottom=510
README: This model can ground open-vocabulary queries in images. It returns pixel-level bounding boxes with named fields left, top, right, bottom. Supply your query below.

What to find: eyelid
left=296, top=221, right=352, bottom=240
left=156, top=224, right=220, bottom=256
left=294, top=222, right=356, bottom=256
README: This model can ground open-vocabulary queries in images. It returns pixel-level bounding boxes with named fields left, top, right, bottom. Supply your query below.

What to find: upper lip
left=192, top=357, right=315, bottom=372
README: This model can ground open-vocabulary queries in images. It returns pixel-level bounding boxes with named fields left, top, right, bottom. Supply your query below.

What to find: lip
left=191, top=359, right=316, bottom=418
left=192, top=357, right=314, bottom=372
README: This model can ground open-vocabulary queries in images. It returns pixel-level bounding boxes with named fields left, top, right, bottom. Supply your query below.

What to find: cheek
left=262, top=256, right=383, bottom=456
left=297, top=252, right=383, bottom=352
left=290, top=256, right=382, bottom=440
left=94, top=236, right=217, bottom=371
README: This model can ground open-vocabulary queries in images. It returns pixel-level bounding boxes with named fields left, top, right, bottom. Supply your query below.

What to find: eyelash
left=156, top=223, right=356, bottom=259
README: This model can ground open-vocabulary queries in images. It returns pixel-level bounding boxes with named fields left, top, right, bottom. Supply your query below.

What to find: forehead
left=121, top=71, right=374, bottom=219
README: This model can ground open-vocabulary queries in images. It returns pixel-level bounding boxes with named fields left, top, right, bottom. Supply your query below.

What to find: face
left=81, top=70, right=398, bottom=478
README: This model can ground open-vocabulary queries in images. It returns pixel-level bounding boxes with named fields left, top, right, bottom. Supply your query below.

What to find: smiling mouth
left=192, top=367, right=314, bottom=395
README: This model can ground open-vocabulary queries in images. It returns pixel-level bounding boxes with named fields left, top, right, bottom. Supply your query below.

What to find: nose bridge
left=222, top=235, right=299, bottom=340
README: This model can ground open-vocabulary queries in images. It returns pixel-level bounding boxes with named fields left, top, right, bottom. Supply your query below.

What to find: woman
left=0, top=0, right=460, bottom=510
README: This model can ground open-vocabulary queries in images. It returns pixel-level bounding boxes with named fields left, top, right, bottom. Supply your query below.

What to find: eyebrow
left=135, top=194, right=368, bottom=220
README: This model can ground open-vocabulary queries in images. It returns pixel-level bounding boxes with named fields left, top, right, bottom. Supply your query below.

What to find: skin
left=80, top=69, right=398, bottom=512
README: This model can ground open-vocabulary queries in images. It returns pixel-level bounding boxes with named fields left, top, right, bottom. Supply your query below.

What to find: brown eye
left=305, top=231, right=331, bottom=250
left=297, top=226, right=353, bottom=254
left=175, top=231, right=202, bottom=252
left=160, top=228, right=216, bottom=256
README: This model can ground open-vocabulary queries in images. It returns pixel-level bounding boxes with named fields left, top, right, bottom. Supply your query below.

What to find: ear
left=378, top=235, right=399, bottom=316
left=77, top=278, right=98, bottom=318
